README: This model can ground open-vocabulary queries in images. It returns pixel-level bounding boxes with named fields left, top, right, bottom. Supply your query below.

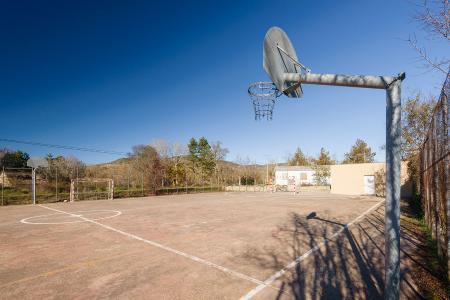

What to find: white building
left=274, top=166, right=317, bottom=186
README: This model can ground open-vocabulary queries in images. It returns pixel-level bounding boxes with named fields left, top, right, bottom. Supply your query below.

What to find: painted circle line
left=20, top=210, right=122, bottom=225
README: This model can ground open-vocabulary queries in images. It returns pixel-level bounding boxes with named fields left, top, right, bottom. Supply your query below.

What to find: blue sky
left=0, top=0, right=448, bottom=164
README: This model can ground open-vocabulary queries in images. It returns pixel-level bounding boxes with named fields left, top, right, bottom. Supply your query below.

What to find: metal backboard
left=263, top=27, right=304, bottom=98
left=27, top=157, right=49, bottom=168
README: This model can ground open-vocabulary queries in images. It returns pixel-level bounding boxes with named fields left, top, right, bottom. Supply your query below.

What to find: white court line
left=37, top=205, right=266, bottom=287
left=20, top=210, right=122, bottom=225
left=239, top=199, right=385, bottom=300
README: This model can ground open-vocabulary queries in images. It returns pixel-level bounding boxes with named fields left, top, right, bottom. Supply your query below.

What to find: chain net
left=248, top=82, right=280, bottom=120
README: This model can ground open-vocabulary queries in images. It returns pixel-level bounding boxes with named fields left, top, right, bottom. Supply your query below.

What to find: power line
left=0, top=138, right=128, bottom=156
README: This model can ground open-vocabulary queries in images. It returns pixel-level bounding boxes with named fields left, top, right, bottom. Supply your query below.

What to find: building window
left=300, top=173, right=307, bottom=180
left=281, top=172, right=288, bottom=180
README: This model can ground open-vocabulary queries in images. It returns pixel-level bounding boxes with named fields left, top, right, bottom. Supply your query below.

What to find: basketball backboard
left=263, top=27, right=306, bottom=98
left=27, top=157, right=48, bottom=168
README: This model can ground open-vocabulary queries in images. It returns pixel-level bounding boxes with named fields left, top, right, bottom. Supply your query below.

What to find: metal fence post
left=385, top=79, right=401, bottom=300
left=55, top=166, right=58, bottom=202
left=444, top=92, right=450, bottom=280
left=127, top=167, right=130, bottom=198
left=32, top=168, right=36, bottom=205
left=1, top=166, right=4, bottom=206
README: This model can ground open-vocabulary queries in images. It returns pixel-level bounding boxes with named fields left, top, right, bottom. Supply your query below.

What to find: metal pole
left=76, top=166, right=78, bottom=201
left=127, top=167, right=130, bottom=198
left=32, top=168, right=36, bottom=205
left=1, top=166, right=4, bottom=206
left=285, top=71, right=404, bottom=300
left=284, top=73, right=396, bottom=89
left=55, top=166, right=58, bottom=202
left=385, top=79, right=401, bottom=300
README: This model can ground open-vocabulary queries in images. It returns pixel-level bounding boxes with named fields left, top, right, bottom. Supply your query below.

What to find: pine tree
left=343, top=139, right=376, bottom=164
left=288, top=148, right=311, bottom=166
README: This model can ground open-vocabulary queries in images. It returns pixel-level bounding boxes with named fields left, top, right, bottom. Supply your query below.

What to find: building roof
left=274, top=166, right=314, bottom=171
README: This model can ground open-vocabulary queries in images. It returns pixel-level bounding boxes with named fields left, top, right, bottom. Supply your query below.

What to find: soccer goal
left=69, top=178, right=114, bottom=202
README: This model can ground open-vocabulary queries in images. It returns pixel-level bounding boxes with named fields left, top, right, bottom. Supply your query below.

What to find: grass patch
left=417, top=217, right=449, bottom=289
left=406, top=193, right=450, bottom=299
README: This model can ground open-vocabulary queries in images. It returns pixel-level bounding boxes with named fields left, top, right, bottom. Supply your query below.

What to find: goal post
left=69, top=178, right=114, bottom=202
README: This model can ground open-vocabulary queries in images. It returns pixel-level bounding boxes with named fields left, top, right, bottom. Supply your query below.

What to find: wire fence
left=419, top=72, right=449, bottom=276
left=0, top=164, right=272, bottom=205
left=0, top=166, right=233, bottom=205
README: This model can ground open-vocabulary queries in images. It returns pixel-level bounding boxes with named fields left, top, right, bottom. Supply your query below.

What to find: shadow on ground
left=242, top=203, right=424, bottom=299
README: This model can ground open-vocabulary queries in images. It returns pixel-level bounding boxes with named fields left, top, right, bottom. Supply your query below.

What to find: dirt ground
left=0, top=192, right=423, bottom=299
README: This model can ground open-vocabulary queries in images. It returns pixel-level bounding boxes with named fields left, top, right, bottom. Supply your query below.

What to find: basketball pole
left=284, top=72, right=404, bottom=300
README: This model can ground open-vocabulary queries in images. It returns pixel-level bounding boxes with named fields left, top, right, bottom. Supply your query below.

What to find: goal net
left=69, top=178, right=114, bottom=202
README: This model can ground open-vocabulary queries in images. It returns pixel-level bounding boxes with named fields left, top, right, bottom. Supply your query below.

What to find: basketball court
left=0, top=192, right=420, bottom=299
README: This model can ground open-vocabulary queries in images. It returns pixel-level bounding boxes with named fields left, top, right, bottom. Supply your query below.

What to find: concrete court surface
left=0, top=192, right=421, bottom=299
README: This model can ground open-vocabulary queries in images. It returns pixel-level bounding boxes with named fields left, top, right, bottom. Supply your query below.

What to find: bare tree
left=130, top=145, right=162, bottom=192
left=170, top=142, right=187, bottom=186
left=210, top=141, right=229, bottom=185
left=211, top=141, right=229, bottom=161
left=43, top=155, right=86, bottom=182
left=151, top=139, right=172, bottom=159
left=408, top=0, right=450, bottom=74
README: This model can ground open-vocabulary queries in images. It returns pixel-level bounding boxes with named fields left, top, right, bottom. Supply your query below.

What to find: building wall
left=330, top=162, right=412, bottom=197
left=275, top=170, right=315, bottom=186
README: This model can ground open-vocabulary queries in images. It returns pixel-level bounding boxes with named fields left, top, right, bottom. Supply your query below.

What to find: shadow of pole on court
left=241, top=205, right=423, bottom=299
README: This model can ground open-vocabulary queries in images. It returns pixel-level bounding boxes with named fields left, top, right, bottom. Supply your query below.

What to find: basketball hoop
left=248, top=82, right=281, bottom=120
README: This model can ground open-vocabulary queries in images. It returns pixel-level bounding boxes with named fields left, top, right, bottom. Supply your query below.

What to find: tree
left=311, top=148, right=333, bottom=185
left=288, top=148, right=311, bottom=166
left=401, top=94, right=437, bottom=187
left=401, top=94, right=437, bottom=159
left=408, top=0, right=449, bottom=74
left=314, top=147, right=334, bottom=165
left=167, top=163, right=186, bottom=186
left=211, top=141, right=229, bottom=162
left=151, top=139, right=173, bottom=159
left=151, top=139, right=188, bottom=186
left=44, top=155, right=86, bottom=182
left=187, top=138, right=199, bottom=174
left=187, top=137, right=216, bottom=183
left=170, top=142, right=187, bottom=186
left=313, top=165, right=330, bottom=186
left=0, top=150, right=30, bottom=168
left=210, top=141, right=229, bottom=185
left=130, top=144, right=162, bottom=192
left=343, top=139, right=376, bottom=164
left=197, top=137, right=215, bottom=178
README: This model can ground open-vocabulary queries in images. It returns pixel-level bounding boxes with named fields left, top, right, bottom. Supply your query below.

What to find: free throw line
left=239, top=199, right=385, bottom=300
left=37, top=205, right=266, bottom=287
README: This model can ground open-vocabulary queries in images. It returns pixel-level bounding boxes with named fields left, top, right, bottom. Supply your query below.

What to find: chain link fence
left=0, top=165, right=229, bottom=205
left=419, top=72, right=449, bottom=276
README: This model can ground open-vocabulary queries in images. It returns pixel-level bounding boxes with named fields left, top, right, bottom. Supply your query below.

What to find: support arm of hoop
left=283, top=73, right=404, bottom=90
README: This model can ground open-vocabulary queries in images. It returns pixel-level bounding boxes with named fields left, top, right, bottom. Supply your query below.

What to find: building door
left=363, top=175, right=375, bottom=195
